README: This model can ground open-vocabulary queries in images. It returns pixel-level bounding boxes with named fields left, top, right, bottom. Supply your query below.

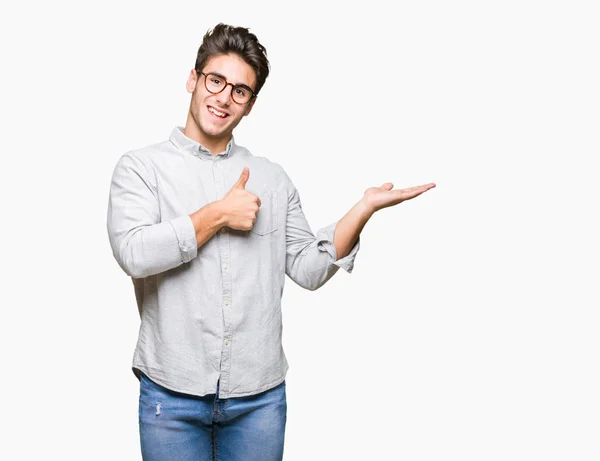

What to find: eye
left=211, top=77, right=222, bottom=85
left=235, top=87, right=248, bottom=97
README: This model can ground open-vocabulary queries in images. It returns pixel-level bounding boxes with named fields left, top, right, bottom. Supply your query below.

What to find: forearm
left=189, top=200, right=228, bottom=248
left=333, top=198, right=373, bottom=260
left=285, top=194, right=368, bottom=290
left=108, top=203, right=226, bottom=279
left=108, top=214, right=198, bottom=279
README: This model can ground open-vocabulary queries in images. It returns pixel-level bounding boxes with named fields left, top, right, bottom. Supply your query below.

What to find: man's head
left=184, top=24, right=270, bottom=153
left=195, top=24, right=270, bottom=96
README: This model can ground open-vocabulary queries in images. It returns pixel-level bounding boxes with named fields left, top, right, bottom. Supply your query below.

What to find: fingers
left=402, top=183, right=436, bottom=193
left=399, top=183, right=435, bottom=194
left=388, top=183, right=436, bottom=204
left=234, top=166, right=250, bottom=189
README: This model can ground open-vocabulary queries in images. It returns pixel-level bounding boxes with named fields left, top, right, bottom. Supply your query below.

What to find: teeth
left=209, top=106, right=227, bottom=118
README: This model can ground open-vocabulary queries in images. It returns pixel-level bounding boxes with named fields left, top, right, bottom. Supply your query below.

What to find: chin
left=197, top=117, right=226, bottom=136
left=201, top=125, right=230, bottom=139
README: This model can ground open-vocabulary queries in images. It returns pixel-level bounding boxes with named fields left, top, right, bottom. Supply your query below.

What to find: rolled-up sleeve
left=281, top=168, right=360, bottom=291
left=106, top=152, right=198, bottom=279
left=314, top=221, right=360, bottom=273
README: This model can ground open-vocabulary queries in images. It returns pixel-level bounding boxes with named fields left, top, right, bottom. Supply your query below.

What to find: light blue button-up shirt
left=106, top=126, right=360, bottom=398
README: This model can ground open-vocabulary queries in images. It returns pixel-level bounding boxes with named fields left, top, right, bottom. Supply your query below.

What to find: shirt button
left=224, top=300, right=229, bottom=306
left=220, top=227, right=227, bottom=233
left=223, top=264, right=228, bottom=270
left=224, top=338, right=229, bottom=345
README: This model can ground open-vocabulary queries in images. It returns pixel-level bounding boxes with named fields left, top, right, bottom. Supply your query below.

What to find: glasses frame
left=199, top=71, right=257, bottom=105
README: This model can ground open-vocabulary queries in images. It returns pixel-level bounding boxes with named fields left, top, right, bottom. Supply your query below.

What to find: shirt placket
left=213, top=155, right=233, bottom=398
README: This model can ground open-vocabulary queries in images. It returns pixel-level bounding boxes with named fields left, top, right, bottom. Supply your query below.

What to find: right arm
left=106, top=152, right=225, bottom=279
left=189, top=202, right=228, bottom=248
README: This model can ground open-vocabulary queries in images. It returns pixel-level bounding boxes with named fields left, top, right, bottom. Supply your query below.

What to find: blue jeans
left=138, top=373, right=287, bottom=461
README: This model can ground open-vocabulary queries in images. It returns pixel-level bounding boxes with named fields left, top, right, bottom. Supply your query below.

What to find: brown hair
left=194, top=23, right=270, bottom=95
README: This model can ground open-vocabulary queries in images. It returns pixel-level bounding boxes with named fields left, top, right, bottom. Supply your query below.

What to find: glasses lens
left=231, top=86, right=252, bottom=104
left=204, top=73, right=253, bottom=104
left=205, top=74, right=225, bottom=94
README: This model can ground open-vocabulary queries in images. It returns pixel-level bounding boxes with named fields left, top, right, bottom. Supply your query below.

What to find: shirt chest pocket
left=250, top=188, right=278, bottom=236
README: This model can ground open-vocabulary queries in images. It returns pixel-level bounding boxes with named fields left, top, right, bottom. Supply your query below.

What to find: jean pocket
left=250, top=188, right=278, bottom=236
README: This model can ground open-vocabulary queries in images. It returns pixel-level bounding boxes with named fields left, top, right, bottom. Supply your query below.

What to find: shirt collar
left=169, top=126, right=236, bottom=160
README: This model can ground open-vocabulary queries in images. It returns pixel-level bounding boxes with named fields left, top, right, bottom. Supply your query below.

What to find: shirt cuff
left=315, top=221, right=361, bottom=273
left=168, top=215, right=198, bottom=263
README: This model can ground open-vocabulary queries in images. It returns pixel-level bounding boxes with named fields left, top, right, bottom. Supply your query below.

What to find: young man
left=107, top=23, right=435, bottom=461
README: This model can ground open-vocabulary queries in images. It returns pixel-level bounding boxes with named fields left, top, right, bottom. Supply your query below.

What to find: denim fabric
left=139, top=373, right=287, bottom=461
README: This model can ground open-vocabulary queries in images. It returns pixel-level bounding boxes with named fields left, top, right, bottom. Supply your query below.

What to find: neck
left=183, top=112, right=230, bottom=155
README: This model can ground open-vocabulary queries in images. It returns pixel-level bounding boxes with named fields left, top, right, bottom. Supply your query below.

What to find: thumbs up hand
left=232, top=165, right=250, bottom=190
left=220, top=166, right=262, bottom=231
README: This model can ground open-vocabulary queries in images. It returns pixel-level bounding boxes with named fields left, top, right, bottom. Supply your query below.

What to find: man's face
left=186, top=53, right=257, bottom=146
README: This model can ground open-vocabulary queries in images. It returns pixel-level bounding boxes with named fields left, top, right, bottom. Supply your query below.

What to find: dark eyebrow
left=235, top=83, right=254, bottom=93
left=205, top=71, right=254, bottom=93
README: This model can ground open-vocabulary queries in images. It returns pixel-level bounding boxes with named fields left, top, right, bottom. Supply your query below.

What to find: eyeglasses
left=199, top=72, right=256, bottom=105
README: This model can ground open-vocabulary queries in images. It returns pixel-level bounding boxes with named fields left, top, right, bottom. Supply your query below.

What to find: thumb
left=380, top=182, right=393, bottom=190
left=234, top=166, right=249, bottom=189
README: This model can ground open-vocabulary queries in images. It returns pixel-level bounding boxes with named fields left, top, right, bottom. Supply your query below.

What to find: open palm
left=363, top=182, right=436, bottom=213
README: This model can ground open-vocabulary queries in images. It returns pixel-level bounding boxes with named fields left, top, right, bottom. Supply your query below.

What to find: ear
left=243, top=97, right=257, bottom=117
left=186, top=69, right=198, bottom=94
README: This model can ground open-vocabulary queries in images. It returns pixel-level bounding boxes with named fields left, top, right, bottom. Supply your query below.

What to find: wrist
left=357, top=197, right=375, bottom=220
left=210, top=199, right=230, bottom=228
left=190, top=201, right=229, bottom=234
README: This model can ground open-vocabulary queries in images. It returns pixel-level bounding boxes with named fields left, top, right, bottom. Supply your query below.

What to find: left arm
left=332, top=200, right=372, bottom=261
left=333, top=181, right=436, bottom=259
left=283, top=164, right=435, bottom=291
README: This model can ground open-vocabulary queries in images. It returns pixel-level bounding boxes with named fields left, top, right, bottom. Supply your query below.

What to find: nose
left=216, top=83, right=234, bottom=105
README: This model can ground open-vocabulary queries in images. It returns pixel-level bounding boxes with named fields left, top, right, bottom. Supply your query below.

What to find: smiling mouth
left=208, top=106, right=229, bottom=119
